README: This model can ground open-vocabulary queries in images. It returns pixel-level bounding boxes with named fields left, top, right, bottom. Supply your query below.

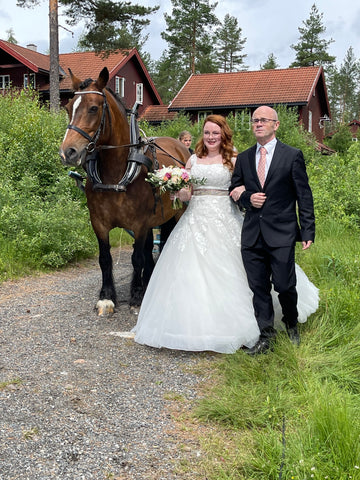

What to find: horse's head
left=60, top=67, right=112, bottom=167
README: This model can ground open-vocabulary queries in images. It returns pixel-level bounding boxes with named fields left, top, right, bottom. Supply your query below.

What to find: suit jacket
left=230, top=140, right=315, bottom=248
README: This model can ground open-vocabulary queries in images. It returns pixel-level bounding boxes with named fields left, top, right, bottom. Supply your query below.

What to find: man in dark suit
left=230, top=106, right=315, bottom=355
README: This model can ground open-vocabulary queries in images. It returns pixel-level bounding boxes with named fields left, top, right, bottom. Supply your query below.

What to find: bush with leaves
left=139, top=113, right=200, bottom=148
left=0, top=89, right=97, bottom=279
left=307, top=142, right=360, bottom=229
left=324, top=124, right=354, bottom=153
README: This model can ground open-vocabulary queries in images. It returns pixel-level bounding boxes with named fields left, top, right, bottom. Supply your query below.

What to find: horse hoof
left=96, top=299, right=115, bottom=315
left=129, top=305, right=140, bottom=315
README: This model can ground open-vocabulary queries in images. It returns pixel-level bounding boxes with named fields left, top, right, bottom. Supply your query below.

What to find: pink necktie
left=257, top=146, right=266, bottom=187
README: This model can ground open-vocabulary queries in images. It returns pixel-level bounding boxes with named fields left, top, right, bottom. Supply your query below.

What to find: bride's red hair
left=195, top=114, right=235, bottom=170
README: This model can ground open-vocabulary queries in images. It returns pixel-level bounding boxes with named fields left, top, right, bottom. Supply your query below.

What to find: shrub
left=307, top=145, right=360, bottom=229
left=0, top=89, right=97, bottom=279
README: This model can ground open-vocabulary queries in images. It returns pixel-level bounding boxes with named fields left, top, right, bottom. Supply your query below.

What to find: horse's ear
left=69, top=68, right=82, bottom=91
left=96, top=67, right=109, bottom=90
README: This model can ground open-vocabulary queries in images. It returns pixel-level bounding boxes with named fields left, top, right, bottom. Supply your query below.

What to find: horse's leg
left=130, top=230, right=153, bottom=313
left=96, top=236, right=117, bottom=316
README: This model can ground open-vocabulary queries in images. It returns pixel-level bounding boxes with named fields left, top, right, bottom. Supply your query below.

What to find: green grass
left=1, top=93, right=360, bottom=478
left=0, top=378, right=22, bottom=390
left=191, top=217, right=360, bottom=480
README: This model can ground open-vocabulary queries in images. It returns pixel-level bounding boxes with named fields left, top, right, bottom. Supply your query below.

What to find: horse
left=59, top=67, right=190, bottom=315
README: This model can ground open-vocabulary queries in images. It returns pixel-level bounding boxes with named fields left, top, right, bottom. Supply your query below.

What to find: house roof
left=58, top=50, right=131, bottom=90
left=57, top=48, right=162, bottom=103
left=139, top=104, right=178, bottom=123
left=0, top=39, right=50, bottom=72
left=0, top=41, right=162, bottom=103
left=169, top=66, right=325, bottom=111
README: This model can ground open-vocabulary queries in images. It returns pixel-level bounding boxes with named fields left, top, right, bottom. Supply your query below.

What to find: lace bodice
left=190, top=155, right=231, bottom=190
left=168, top=155, right=243, bottom=255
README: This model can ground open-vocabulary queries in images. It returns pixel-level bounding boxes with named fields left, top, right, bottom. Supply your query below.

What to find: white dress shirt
left=256, top=138, right=277, bottom=178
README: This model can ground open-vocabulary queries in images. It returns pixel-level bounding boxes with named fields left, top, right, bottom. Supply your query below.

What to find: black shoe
left=286, top=325, right=300, bottom=346
left=246, top=338, right=271, bottom=356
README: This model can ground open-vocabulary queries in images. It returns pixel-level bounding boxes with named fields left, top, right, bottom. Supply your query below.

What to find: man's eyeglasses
left=251, top=118, right=278, bottom=124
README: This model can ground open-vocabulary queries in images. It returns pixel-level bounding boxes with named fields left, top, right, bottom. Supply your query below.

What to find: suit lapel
left=248, top=145, right=258, bottom=185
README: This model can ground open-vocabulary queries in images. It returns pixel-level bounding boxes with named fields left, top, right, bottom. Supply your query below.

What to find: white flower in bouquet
left=146, top=165, right=206, bottom=209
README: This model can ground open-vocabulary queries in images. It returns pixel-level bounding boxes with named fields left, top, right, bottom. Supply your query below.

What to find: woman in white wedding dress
left=131, top=115, right=319, bottom=353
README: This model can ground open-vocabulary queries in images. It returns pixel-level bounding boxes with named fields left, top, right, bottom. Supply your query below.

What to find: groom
left=230, top=106, right=315, bottom=355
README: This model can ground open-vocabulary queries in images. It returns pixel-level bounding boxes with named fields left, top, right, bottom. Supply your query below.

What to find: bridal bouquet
left=146, top=165, right=206, bottom=209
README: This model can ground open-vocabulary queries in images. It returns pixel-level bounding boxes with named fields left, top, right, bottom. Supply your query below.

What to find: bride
left=131, top=115, right=319, bottom=353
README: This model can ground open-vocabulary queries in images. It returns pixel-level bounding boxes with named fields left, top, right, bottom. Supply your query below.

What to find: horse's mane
left=105, top=87, right=128, bottom=115
left=79, top=78, right=93, bottom=90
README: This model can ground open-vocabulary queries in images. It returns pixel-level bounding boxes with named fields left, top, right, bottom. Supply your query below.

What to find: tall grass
left=192, top=217, right=360, bottom=479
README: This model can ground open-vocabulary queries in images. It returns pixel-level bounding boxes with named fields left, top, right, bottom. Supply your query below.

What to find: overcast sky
left=1, top=0, right=359, bottom=71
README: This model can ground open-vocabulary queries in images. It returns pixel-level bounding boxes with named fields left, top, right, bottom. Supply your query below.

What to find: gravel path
left=0, top=248, right=215, bottom=480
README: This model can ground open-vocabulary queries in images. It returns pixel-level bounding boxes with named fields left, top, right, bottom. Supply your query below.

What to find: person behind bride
left=178, top=130, right=194, bottom=154
left=131, top=115, right=318, bottom=354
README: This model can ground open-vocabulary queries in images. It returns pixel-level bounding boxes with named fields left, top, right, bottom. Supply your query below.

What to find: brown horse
left=59, top=67, right=190, bottom=315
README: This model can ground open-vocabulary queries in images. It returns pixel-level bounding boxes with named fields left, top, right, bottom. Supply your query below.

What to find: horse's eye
left=89, top=106, right=99, bottom=114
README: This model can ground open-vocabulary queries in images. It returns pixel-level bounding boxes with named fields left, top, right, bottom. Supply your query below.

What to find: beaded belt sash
left=193, top=189, right=229, bottom=196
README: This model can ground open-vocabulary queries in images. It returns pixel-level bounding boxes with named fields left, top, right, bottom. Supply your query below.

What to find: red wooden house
left=0, top=39, right=162, bottom=114
left=347, top=119, right=360, bottom=139
left=141, top=67, right=331, bottom=144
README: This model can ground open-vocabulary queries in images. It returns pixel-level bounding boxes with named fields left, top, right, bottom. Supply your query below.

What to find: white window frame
left=136, top=83, right=143, bottom=104
left=24, top=73, right=36, bottom=89
left=115, top=76, right=125, bottom=97
left=197, top=111, right=212, bottom=124
left=308, top=110, right=313, bottom=133
left=0, top=75, right=10, bottom=89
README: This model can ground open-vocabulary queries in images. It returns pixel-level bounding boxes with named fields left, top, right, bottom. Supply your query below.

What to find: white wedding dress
left=132, top=156, right=319, bottom=353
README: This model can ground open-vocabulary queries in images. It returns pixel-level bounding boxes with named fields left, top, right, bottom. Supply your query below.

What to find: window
left=136, top=83, right=143, bottom=104
left=0, top=75, right=10, bottom=89
left=308, top=110, right=313, bottom=133
left=24, top=73, right=36, bottom=88
left=197, top=111, right=212, bottom=123
left=115, top=76, right=125, bottom=97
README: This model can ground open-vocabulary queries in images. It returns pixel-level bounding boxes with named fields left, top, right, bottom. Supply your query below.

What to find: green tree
left=216, top=14, right=247, bottom=72
left=261, top=53, right=279, bottom=70
left=326, top=47, right=360, bottom=125
left=17, top=0, right=159, bottom=54
left=6, top=28, right=18, bottom=44
left=17, top=0, right=60, bottom=111
left=155, top=0, right=220, bottom=103
left=62, top=0, right=159, bottom=54
left=161, top=0, right=219, bottom=76
left=290, top=3, right=335, bottom=68
left=325, top=124, right=353, bottom=153
left=150, top=51, right=186, bottom=104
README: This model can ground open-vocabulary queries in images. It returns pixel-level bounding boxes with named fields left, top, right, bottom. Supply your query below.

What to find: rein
left=66, top=91, right=184, bottom=192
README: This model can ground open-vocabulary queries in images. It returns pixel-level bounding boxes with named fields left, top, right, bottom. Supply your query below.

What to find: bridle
left=65, top=89, right=185, bottom=192
left=67, top=90, right=110, bottom=154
